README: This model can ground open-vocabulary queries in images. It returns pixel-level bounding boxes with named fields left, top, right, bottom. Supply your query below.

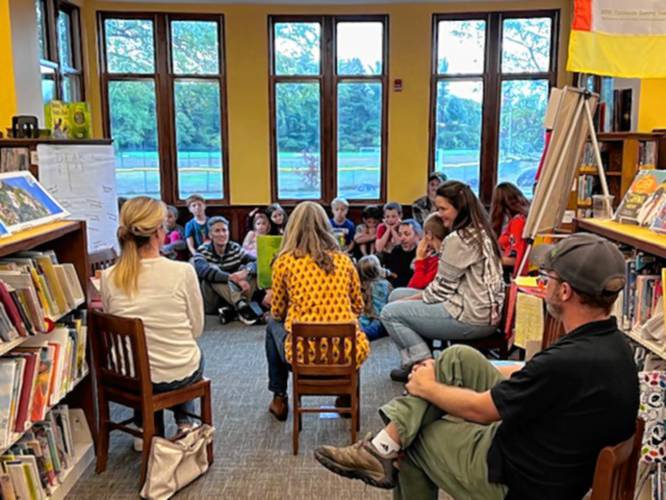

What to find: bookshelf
left=0, top=220, right=94, bottom=499
left=570, top=132, right=666, bottom=218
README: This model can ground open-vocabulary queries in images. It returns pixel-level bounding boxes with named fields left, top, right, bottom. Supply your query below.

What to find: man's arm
left=192, top=254, right=230, bottom=283
left=405, top=360, right=501, bottom=425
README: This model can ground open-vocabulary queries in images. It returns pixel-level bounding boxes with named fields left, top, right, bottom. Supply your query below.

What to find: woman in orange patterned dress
left=265, top=201, right=370, bottom=421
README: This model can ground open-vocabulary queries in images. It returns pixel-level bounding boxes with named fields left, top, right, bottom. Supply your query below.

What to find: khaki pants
left=201, top=278, right=257, bottom=314
left=379, top=345, right=509, bottom=500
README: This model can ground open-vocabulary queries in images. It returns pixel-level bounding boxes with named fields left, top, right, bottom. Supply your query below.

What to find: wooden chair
left=291, top=322, right=360, bottom=455
left=89, top=248, right=118, bottom=277
left=590, top=418, right=645, bottom=500
left=89, top=311, right=213, bottom=486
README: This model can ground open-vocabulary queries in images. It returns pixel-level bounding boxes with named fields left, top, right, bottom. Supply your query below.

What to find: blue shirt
left=330, top=218, right=356, bottom=245
left=185, top=218, right=209, bottom=249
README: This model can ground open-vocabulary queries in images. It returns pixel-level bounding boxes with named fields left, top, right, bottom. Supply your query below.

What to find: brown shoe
left=314, top=433, right=398, bottom=489
left=269, top=394, right=288, bottom=421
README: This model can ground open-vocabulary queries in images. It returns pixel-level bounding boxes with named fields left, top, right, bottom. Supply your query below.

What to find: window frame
left=268, top=14, right=389, bottom=204
left=97, top=11, right=230, bottom=205
left=428, top=10, right=559, bottom=204
left=38, top=0, right=85, bottom=103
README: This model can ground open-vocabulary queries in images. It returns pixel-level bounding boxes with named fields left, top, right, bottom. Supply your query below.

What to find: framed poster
left=0, top=171, right=69, bottom=233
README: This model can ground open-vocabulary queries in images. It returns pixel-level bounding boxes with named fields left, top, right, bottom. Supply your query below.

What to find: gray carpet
left=69, top=317, right=408, bottom=499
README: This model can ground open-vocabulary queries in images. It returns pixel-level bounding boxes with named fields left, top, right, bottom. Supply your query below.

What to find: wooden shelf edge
left=0, top=337, right=26, bottom=356
left=0, top=369, right=89, bottom=455
left=574, top=218, right=666, bottom=259
left=622, top=329, right=666, bottom=360
left=48, top=440, right=95, bottom=500
left=0, top=221, right=83, bottom=258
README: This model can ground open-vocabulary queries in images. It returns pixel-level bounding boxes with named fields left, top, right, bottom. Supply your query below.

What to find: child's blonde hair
left=357, top=255, right=384, bottom=317
left=423, top=213, right=448, bottom=241
left=111, top=196, right=166, bottom=296
left=331, top=197, right=349, bottom=210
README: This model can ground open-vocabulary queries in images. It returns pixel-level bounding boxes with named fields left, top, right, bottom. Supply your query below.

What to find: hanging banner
left=567, top=0, right=666, bottom=78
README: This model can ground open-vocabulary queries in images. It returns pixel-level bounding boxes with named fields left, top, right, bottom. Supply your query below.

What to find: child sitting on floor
left=408, top=213, right=448, bottom=289
left=162, top=205, right=188, bottom=260
left=354, top=205, right=382, bottom=258
left=329, top=197, right=355, bottom=251
left=184, top=194, right=210, bottom=256
left=266, top=203, right=288, bottom=235
left=357, top=255, right=392, bottom=341
left=242, top=211, right=271, bottom=259
left=375, top=202, right=402, bottom=253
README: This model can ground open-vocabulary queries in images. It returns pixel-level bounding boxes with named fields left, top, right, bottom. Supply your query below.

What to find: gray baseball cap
left=538, top=233, right=626, bottom=296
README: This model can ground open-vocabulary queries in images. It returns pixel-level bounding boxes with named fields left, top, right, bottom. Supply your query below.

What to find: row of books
left=0, top=317, right=87, bottom=450
left=0, top=251, right=84, bottom=340
left=0, top=405, right=79, bottom=500
left=577, top=174, right=597, bottom=205
left=617, top=252, right=663, bottom=333
left=615, top=170, right=666, bottom=233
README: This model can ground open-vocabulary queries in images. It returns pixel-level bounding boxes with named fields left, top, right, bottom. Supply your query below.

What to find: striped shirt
left=423, top=229, right=504, bottom=326
left=192, top=241, right=256, bottom=283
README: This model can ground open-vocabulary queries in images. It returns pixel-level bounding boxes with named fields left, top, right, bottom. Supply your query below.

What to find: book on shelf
left=639, top=140, right=657, bottom=169
left=614, top=170, right=666, bottom=226
left=0, top=314, right=87, bottom=449
left=1, top=405, right=85, bottom=499
left=618, top=251, right=664, bottom=336
left=0, top=252, right=84, bottom=339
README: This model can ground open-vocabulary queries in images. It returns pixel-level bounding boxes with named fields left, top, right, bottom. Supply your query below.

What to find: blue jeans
left=381, top=300, right=497, bottom=368
left=134, top=354, right=205, bottom=427
left=265, top=319, right=289, bottom=395
left=362, top=319, right=387, bottom=341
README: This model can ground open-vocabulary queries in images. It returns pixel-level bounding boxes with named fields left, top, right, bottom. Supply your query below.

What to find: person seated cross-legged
left=193, top=216, right=260, bottom=325
left=315, top=233, right=639, bottom=500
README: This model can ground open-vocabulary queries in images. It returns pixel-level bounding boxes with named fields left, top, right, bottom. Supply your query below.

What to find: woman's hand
left=405, top=359, right=436, bottom=399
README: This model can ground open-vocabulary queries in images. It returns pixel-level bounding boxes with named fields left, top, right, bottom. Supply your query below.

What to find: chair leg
left=95, top=391, right=110, bottom=474
left=202, top=385, right=214, bottom=465
left=292, top=391, right=299, bottom=455
left=356, top=373, right=361, bottom=432
left=351, top=396, right=358, bottom=444
left=139, top=415, right=155, bottom=486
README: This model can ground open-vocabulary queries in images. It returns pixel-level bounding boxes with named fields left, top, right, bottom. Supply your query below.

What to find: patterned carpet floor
left=69, top=317, right=409, bottom=499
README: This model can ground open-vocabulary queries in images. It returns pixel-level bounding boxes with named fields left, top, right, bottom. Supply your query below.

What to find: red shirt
left=498, top=214, right=527, bottom=276
left=376, top=223, right=388, bottom=240
left=407, top=255, right=439, bottom=289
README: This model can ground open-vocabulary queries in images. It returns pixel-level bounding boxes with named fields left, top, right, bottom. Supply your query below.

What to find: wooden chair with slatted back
left=590, top=418, right=644, bottom=500
left=89, top=247, right=118, bottom=277
left=291, top=322, right=360, bottom=455
left=89, top=310, right=213, bottom=486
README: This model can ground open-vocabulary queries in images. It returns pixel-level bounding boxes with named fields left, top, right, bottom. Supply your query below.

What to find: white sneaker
left=133, top=437, right=143, bottom=452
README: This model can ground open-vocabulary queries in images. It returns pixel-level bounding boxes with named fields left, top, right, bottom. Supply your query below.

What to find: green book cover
left=256, top=235, right=283, bottom=289
left=68, top=102, right=91, bottom=139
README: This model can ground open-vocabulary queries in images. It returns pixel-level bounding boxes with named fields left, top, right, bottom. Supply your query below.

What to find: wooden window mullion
left=154, top=14, right=175, bottom=204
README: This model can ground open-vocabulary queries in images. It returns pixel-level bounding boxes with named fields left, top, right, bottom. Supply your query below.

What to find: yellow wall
left=0, top=0, right=17, bottom=132
left=82, top=1, right=572, bottom=205
left=639, top=79, right=666, bottom=133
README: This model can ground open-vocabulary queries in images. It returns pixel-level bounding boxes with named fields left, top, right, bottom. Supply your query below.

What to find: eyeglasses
left=536, top=271, right=562, bottom=288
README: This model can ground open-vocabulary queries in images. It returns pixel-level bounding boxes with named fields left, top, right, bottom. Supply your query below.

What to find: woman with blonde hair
left=265, top=201, right=370, bottom=421
left=101, top=196, right=204, bottom=445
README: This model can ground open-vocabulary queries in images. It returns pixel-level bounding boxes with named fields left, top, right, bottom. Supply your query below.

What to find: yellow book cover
left=35, top=256, right=67, bottom=315
left=53, top=265, right=75, bottom=310
left=29, top=268, right=54, bottom=318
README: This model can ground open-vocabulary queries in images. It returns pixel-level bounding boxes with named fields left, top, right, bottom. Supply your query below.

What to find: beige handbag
left=140, top=424, right=215, bottom=500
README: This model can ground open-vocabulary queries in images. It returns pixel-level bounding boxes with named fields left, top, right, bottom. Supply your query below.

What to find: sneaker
left=314, top=433, right=398, bottom=489
left=130, top=424, right=144, bottom=452
left=218, top=306, right=235, bottom=325
left=390, top=367, right=410, bottom=383
left=236, top=300, right=259, bottom=325
left=268, top=394, right=289, bottom=421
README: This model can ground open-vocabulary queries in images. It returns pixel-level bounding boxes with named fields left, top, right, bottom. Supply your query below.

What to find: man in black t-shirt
left=381, top=219, right=421, bottom=288
left=314, top=233, right=639, bottom=499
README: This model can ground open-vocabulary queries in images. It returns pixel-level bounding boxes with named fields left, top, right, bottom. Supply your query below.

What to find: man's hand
left=237, top=280, right=251, bottom=294
left=405, top=359, right=436, bottom=399
left=229, top=269, right=249, bottom=283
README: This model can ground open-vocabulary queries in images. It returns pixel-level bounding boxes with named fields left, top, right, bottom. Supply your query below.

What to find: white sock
left=371, top=429, right=401, bottom=457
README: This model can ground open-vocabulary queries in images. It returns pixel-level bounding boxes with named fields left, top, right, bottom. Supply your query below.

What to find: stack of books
left=0, top=317, right=88, bottom=450
left=0, top=405, right=78, bottom=499
left=617, top=252, right=663, bottom=333
left=0, top=251, right=84, bottom=339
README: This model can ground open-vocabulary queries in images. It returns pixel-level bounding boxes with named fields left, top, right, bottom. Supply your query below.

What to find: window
left=99, top=13, right=229, bottom=203
left=269, top=16, right=388, bottom=202
left=430, top=11, right=558, bottom=202
left=36, top=0, right=84, bottom=103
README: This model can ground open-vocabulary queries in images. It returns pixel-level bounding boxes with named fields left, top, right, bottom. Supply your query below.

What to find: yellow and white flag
left=568, top=0, right=666, bottom=77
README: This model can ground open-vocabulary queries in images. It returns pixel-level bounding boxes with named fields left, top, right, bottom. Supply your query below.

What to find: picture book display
left=614, top=170, right=666, bottom=226
left=0, top=172, right=68, bottom=235
left=257, top=235, right=283, bottom=289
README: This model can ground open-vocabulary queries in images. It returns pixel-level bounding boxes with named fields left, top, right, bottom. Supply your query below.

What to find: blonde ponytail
left=111, top=196, right=166, bottom=296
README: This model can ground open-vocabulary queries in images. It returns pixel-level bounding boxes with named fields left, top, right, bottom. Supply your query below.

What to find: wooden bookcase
left=569, top=132, right=666, bottom=217
left=0, top=220, right=95, bottom=498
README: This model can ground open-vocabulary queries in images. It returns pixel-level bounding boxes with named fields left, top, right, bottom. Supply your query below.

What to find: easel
left=516, top=88, right=610, bottom=276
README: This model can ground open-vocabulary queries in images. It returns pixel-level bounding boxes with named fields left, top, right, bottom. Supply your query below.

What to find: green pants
left=379, top=345, right=509, bottom=500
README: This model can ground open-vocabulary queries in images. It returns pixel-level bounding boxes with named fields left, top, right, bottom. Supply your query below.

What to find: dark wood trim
left=429, top=10, right=559, bottom=205
left=0, top=138, right=112, bottom=146
left=98, top=11, right=230, bottom=205
left=574, top=218, right=666, bottom=259
left=268, top=15, right=388, bottom=204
